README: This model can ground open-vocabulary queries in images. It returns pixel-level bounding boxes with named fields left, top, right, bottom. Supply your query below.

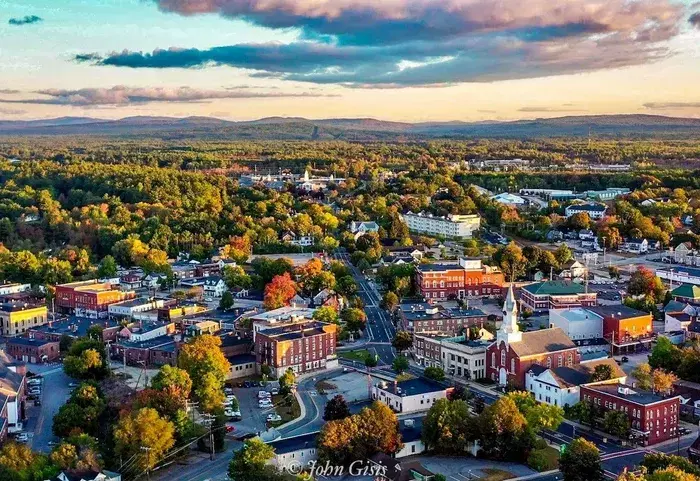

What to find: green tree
left=324, top=395, right=351, bottom=421
left=382, top=291, right=399, bottom=310
left=505, top=391, right=564, bottom=431
left=632, top=363, right=654, bottom=390
left=364, top=353, right=378, bottom=368
left=391, top=331, right=413, bottom=353
left=478, top=396, right=533, bottom=461
left=341, top=308, right=367, bottom=333
left=313, top=306, right=339, bottom=324
left=63, top=338, right=108, bottom=380
left=603, top=410, right=631, bottom=438
left=494, top=242, right=526, bottom=281
left=392, top=356, right=409, bottom=373
left=219, top=291, right=234, bottom=310
left=590, top=364, right=613, bottom=382
left=422, top=398, right=475, bottom=453
left=279, top=367, right=296, bottom=395
left=424, top=366, right=446, bottom=381
left=559, top=438, right=604, bottom=481
left=97, top=255, right=117, bottom=278
left=228, top=438, right=281, bottom=481
left=649, top=338, right=681, bottom=371
left=114, top=407, right=176, bottom=472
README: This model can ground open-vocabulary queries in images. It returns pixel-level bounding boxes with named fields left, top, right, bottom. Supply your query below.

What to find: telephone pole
left=140, top=446, right=152, bottom=481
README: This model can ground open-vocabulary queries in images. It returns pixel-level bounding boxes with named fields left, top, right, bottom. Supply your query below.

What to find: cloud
left=0, top=108, right=26, bottom=115
left=77, top=0, right=688, bottom=87
left=0, top=89, right=20, bottom=94
left=644, top=102, right=700, bottom=109
left=8, top=15, right=42, bottom=26
left=690, top=12, right=700, bottom=29
left=518, top=106, right=588, bottom=112
left=0, top=86, right=335, bottom=106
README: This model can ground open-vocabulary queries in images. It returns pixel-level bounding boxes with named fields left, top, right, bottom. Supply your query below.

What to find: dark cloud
left=690, top=12, right=700, bottom=29
left=8, top=15, right=42, bottom=26
left=644, top=102, right=700, bottom=109
left=518, top=106, right=588, bottom=112
left=76, top=0, right=688, bottom=87
left=0, top=86, right=335, bottom=106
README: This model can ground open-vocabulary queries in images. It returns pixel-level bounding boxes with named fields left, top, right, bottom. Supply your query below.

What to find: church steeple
left=497, top=283, right=522, bottom=345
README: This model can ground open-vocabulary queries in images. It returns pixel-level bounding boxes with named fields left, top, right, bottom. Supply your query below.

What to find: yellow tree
left=178, top=335, right=230, bottom=413
left=114, top=408, right=175, bottom=471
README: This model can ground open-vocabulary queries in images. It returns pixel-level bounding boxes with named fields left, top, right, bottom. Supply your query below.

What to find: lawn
left=270, top=394, right=301, bottom=426
left=338, top=349, right=371, bottom=363
left=528, top=445, right=560, bottom=472
left=481, top=469, right=517, bottom=481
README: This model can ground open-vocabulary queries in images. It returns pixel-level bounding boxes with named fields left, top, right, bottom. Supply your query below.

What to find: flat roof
left=383, top=377, right=447, bottom=397
left=8, top=337, right=56, bottom=347
left=552, top=308, right=602, bottom=323
left=227, top=354, right=256, bottom=365
left=584, top=383, right=677, bottom=406
left=522, top=280, right=586, bottom=296
left=110, top=297, right=157, bottom=308
left=588, top=305, right=650, bottom=319
left=268, top=432, right=318, bottom=454
left=117, top=334, right=176, bottom=349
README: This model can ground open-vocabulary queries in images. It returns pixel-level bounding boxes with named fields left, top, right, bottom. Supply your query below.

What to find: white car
left=258, top=401, right=273, bottom=409
left=266, top=414, right=282, bottom=422
left=257, top=391, right=271, bottom=399
left=226, top=394, right=237, bottom=400
left=13, top=433, right=28, bottom=443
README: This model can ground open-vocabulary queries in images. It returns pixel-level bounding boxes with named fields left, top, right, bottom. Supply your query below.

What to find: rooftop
left=522, top=281, right=586, bottom=296
left=0, top=300, right=46, bottom=312
left=227, top=354, right=256, bottom=365
left=8, top=337, right=56, bottom=347
left=399, top=303, right=485, bottom=322
left=249, top=306, right=316, bottom=322
left=381, top=377, right=447, bottom=396
left=267, top=432, right=318, bottom=454
left=588, top=305, right=650, bottom=319
left=31, top=317, right=121, bottom=338
left=567, top=203, right=607, bottom=212
left=584, top=383, right=678, bottom=406
left=110, top=297, right=158, bottom=309
left=259, top=321, right=332, bottom=341
left=551, top=307, right=601, bottom=323
left=671, top=284, right=700, bottom=300
left=117, top=334, right=177, bottom=350
left=509, top=328, right=577, bottom=357
left=545, top=358, right=626, bottom=388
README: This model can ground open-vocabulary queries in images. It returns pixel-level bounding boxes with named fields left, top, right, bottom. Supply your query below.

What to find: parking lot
left=22, top=365, right=72, bottom=452
left=225, top=381, right=282, bottom=438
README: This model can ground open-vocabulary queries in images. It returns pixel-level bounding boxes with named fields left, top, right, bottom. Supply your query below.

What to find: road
left=26, top=366, right=71, bottom=453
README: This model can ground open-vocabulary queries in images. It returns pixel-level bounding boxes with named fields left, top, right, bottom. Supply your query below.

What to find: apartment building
left=416, top=258, right=504, bottom=300
left=413, top=334, right=489, bottom=381
left=399, top=302, right=487, bottom=335
left=402, top=212, right=480, bottom=239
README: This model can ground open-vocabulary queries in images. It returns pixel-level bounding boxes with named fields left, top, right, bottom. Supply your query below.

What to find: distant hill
left=0, top=114, right=697, bottom=139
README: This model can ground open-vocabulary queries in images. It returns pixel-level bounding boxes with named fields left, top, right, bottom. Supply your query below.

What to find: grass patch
left=316, top=380, right=337, bottom=394
left=395, top=373, right=416, bottom=382
left=338, top=349, right=371, bottom=363
left=527, top=445, right=560, bottom=472
left=481, top=469, right=516, bottom=481
left=269, top=394, right=301, bottom=426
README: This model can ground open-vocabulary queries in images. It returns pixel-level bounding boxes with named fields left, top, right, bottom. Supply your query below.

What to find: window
left=501, top=350, right=506, bottom=366
left=511, top=358, right=515, bottom=374
left=547, top=357, right=552, bottom=368
left=491, top=352, right=496, bottom=366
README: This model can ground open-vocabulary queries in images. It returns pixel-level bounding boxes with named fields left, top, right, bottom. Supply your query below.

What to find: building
left=0, top=352, right=26, bottom=442
left=580, top=383, right=680, bottom=445
left=0, top=301, right=48, bottom=336
left=110, top=335, right=178, bottom=367
left=246, top=306, right=317, bottom=340
left=55, top=280, right=135, bottom=318
left=519, top=281, right=597, bottom=312
left=413, top=334, right=490, bottom=380
left=117, top=321, right=176, bottom=343
left=185, top=320, right=220, bottom=338
left=549, top=308, right=604, bottom=343
left=588, top=305, right=654, bottom=354
left=268, top=432, right=319, bottom=470
left=255, top=320, right=337, bottom=377
left=180, top=276, right=227, bottom=298
left=486, top=285, right=580, bottom=388
left=372, top=378, right=450, bottom=414
left=52, top=470, right=122, bottom=481
left=7, top=337, right=60, bottom=363
left=398, top=302, right=487, bottom=335
left=280, top=231, right=314, bottom=247
left=519, top=189, right=575, bottom=200
left=227, top=354, right=256, bottom=380
left=559, top=260, right=586, bottom=280
left=657, top=266, right=700, bottom=287
left=349, top=221, right=380, bottom=240
left=108, top=297, right=165, bottom=320
left=564, top=203, right=607, bottom=220
left=30, top=317, right=123, bottom=346
left=416, top=258, right=504, bottom=300
left=525, top=358, right=626, bottom=408
left=0, top=283, right=31, bottom=296
left=491, top=193, right=527, bottom=206
left=670, top=284, right=700, bottom=305
left=402, top=212, right=481, bottom=239
left=620, top=238, right=649, bottom=254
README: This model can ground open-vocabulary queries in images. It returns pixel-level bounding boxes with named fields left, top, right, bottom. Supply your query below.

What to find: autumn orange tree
left=263, top=272, right=298, bottom=309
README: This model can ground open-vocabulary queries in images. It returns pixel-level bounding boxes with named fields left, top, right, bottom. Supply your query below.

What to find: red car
left=225, top=425, right=235, bottom=433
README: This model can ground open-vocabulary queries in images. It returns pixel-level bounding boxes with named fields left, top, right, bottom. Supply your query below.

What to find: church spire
left=497, top=283, right=522, bottom=345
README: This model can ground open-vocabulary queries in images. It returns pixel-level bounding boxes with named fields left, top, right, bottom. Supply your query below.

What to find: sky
left=0, top=0, right=699, bottom=122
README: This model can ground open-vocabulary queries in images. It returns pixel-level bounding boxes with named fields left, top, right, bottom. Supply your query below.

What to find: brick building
left=486, top=285, right=580, bottom=388
left=580, top=383, right=680, bottom=445
left=588, top=305, right=654, bottom=354
left=398, top=302, right=487, bottom=335
left=7, top=338, right=60, bottom=363
left=30, top=318, right=123, bottom=347
left=519, top=281, right=597, bottom=312
left=416, top=258, right=504, bottom=301
left=55, top=280, right=135, bottom=318
left=255, top=320, right=338, bottom=377
left=110, top=335, right=178, bottom=367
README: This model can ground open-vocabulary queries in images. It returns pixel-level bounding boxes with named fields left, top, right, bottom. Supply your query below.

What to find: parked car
left=225, top=425, right=235, bottom=433
left=258, top=391, right=271, bottom=399
left=224, top=387, right=234, bottom=395
left=12, top=433, right=28, bottom=443
left=621, top=356, right=629, bottom=363
left=243, top=381, right=252, bottom=388
left=270, top=387, right=279, bottom=395
left=258, top=401, right=273, bottom=409
left=68, top=382, right=79, bottom=388
left=266, top=414, right=282, bottom=422
left=225, top=409, right=240, bottom=418
left=34, top=399, right=41, bottom=407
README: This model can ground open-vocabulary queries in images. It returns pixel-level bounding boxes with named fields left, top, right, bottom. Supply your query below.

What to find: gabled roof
left=549, top=358, right=626, bottom=388
left=522, top=281, right=585, bottom=296
left=0, top=363, right=24, bottom=395
left=672, top=284, right=700, bottom=300
left=509, top=328, right=576, bottom=357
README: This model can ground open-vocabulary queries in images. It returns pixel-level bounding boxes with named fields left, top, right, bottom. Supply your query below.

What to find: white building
left=281, top=231, right=314, bottom=247
left=549, top=308, right=604, bottom=343
left=246, top=306, right=317, bottom=340
left=0, top=283, right=31, bottom=296
left=657, top=267, right=700, bottom=287
left=413, top=334, right=490, bottom=381
left=118, top=321, right=174, bottom=342
left=402, top=212, right=480, bottom=239
left=526, top=358, right=626, bottom=408
left=268, top=432, right=319, bottom=470
left=180, top=276, right=227, bottom=298
left=620, top=238, right=649, bottom=254
left=491, top=193, right=526, bottom=206
left=564, top=203, right=607, bottom=220
left=108, top=297, right=165, bottom=319
left=372, top=378, right=449, bottom=414
left=349, top=221, right=380, bottom=240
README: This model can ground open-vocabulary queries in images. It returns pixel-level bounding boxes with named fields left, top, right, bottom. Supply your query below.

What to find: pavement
left=24, top=364, right=72, bottom=453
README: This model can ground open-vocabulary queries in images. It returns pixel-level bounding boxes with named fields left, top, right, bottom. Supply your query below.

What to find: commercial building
left=549, top=308, right=604, bottom=343
left=580, top=383, right=680, bottom=445
left=486, top=285, right=580, bottom=388
left=525, top=358, right=626, bottom=408
left=117, top=321, right=176, bottom=343
left=7, top=337, right=60, bottom=363
left=246, top=306, right=317, bottom=340
left=0, top=283, right=31, bottom=296
left=110, top=335, right=178, bottom=367
left=564, top=203, right=607, bottom=220
left=416, top=258, right=504, bottom=300
left=519, top=281, right=597, bottom=312
left=399, top=302, right=487, bottom=335
left=413, top=334, right=490, bottom=380
left=255, top=320, right=337, bottom=377
left=372, top=378, right=450, bottom=414
left=588, top=305, right=654, bottom=354
left=402, top=212, right=481, bottom=239
left=0, top=352, right=26, bottom=442
left=670, top=284, right=700, bottom=305
left=0, top=301, right=48, bottom=337
left=55, top=280, right=135, bottom=318
left=30, top=317, right=123, bottom=346
left=657, top=266, right=700, bottom=287
left=108, top=297, right=165, bottom=320
left=491, top=193, right=527, bottom=206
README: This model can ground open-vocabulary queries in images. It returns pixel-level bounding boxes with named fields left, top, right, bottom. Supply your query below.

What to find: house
left=268, top=432, right=319, bottom=470
left=280, top=231, right=314, bottom=247
left=519, top=281, right=597, bottom=312
left=0, top=352, right=26, bottom=442
left=559, top=260, right=586, bottom=280
left=311, top=289, right=342, bottom=310
left=546, top=230, right=564, bottom=242
left=386, top=245, right=426, bottom=261
left=369, top=453, right=436, bottom=481
left=416, top=258, right=504, bottom=300
left=579, top=230, right=596, bottom=241
left=526, top=358, right=626, bottom=408
left=580, top=383, right=680, bottom=445
left=52, top=470, right=122, bottom=481
left=487, top=285, right=580, bottom=388
left=620, top=238, right=649, bottom=254
left=142, top=273, right=167, bottom=289
left=289, top=294, right=311, bottom=308
left=565, top=203, right=607, bottom=220
left=180, top=276, right=227, bottom=298
left=185, top=320, right=220, bottom=338
left=349, top=221, right=380, bottom=240
left=673, top=243, right=695, bottom=265
left=119, top=272, right=144, bottom=291
left=372, top=378, right=450, bottom=414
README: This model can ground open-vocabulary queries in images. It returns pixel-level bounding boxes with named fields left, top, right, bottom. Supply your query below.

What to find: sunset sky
left=1, top=0, right=699, bottom=121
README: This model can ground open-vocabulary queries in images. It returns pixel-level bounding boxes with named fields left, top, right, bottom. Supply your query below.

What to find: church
left=486, top=284, right=580, bottom=388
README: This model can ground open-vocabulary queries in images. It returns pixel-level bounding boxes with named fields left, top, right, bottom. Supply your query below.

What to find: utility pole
left=140, top=446, right=152, bottom=481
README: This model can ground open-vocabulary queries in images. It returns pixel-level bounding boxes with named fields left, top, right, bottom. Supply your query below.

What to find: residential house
left=620, top=238, right=649, bottom=254
left=564, top=203, right=607, bottom=220
left=559, top=260, right=586, bottom=280
left=280, top=231, right=314, bottom=247
left=349, top=221, right=380, bottom=240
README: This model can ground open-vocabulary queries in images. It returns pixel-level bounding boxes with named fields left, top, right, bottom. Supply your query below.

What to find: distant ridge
left=0, top=114, right=697, bottom=139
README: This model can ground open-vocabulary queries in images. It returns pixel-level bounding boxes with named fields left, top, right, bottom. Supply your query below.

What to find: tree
left=382, top=291, right=399, bottom=311
left=568, top=212, right=591, bottom=230
left=263, top=273, right=297, bottom=309
left=0, top=441, right=57, bottom=481
left=97, top=255, right=117, bottom=278
left=506, top=391, right=564, bottom=431
left=652, top=369, right=678, bottom=396
left=364, top=353, right=378, bottom=368
left=63, top=338, right=108, bottom=380
left=228, top=438, right=281, bottom=481
left=219, top=291, right=234, bottom=310
left=590, top=364, right=614, bottom=382
left=424, top=366, right=446, bottom=382
left=555, top=243, right=573, bottom=266
left=478, top=396, right=532, bottom=461
left=559, top=438, right=604, bottom=481
left=313, top=306, right=339, bottom=324
left=493, top=242, right=526, bottom=281
left=279, top=367, right=296, bottom=395
left=422, top=398, right=475, bottom=453
left=632, top=363, right=654, bottom=390
left=642, top=453, right=700, bottom=479
left=341, top=308, right=367, bottom=333
left=114, top=408, right=176, bottom=471
left=391, top=331, right=413, bottom=353
left=223, top=265, right=252, bottom=290
left=151, top=365, right=192, bottom=402
left=628, top=266, right=666, bottom=303
left=392, top=355, right=409, bottom=373
left=178, top=335, right=230, bottom=413
left=649, top=338, right=681, bottom=371
left=608, top=266, right=621, bottom=279
left=324, top=395, right=351, bottom=421
left=603, top=410, right=631, bottom=438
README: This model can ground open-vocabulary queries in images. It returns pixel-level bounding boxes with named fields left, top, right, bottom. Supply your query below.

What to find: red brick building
left=588, top=305, right=654, bottom=354
left=55, top=280, right=135, bottom=319
left=519, top=281, right=597, bottom=312
left=398, top=303, right=487, bottom=335
left=7, top=338, right=60, bottom=363
left=255, top=320, right=338, bottom=377
left=486, top=285, right=580, bottom=388
left=417, top=258, right=504, bottom=301
left=581, top=383, right=680, bottom=445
